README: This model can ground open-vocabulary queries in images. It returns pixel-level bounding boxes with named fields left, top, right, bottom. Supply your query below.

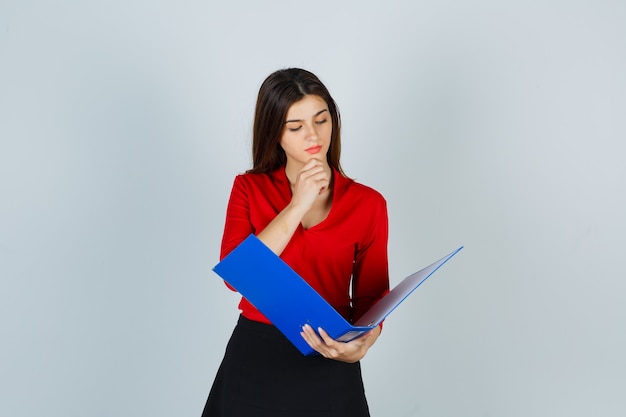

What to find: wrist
left=285, top=200, right=308, bottom=220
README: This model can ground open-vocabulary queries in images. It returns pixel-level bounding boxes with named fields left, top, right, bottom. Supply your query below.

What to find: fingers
left=316, top=327, right=339, bottom=349
left=300, top=324, right=339, bottom=358
left=290, top=160, right=330, bottom=210
left=300, top=325, right=368, bottom=363
left=302, top=158, right=323, bottom=171
left=298, top=159, right=330, bottom=188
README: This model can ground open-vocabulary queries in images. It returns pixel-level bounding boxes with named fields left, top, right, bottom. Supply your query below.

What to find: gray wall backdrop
left=1, top=1, right=624, bottom=416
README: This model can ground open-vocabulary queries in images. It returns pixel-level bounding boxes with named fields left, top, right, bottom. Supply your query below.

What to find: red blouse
left=220, top=166, right=389, bottom=325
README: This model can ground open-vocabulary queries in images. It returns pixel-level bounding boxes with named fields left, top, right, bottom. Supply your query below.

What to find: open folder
left=213, top=234, right=463, bottom=355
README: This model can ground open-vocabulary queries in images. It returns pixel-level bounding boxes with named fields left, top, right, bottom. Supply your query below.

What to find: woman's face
left=280, top=95, right=332, bottom=168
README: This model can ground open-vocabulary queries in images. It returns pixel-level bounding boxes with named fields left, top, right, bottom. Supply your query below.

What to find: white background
left=1, top=1, right=625, bottom=416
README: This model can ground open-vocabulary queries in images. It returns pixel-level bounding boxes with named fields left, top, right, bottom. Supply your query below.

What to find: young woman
left=202, top=68, right=389, bottom=417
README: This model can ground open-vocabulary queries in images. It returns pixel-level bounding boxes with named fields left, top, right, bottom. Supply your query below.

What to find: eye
left=288, top=126, right=302, bottom=132
left=315, top=118, right=328, bottom=125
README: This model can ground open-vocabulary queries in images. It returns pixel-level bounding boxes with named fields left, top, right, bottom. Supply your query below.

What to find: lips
left=305, top=145, right=323, bottom=154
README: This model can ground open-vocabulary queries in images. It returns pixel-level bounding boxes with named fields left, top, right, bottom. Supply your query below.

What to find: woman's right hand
left=289, top=158, right=331, bottom=213
left=256, top=159, right=331, bottom=256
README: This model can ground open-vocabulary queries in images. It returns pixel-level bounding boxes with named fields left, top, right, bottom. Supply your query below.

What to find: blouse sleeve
left=351, top=194, right=390, bottom=322
left=219, top=175, right=256, bottom=292
left=220, top=175, right=254, bottom=261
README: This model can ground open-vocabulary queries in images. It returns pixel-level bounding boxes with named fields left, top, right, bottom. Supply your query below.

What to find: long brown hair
left=248, top=68, right=344, bottom=175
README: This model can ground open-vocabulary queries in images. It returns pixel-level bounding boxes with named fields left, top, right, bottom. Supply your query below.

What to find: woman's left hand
left=300, top=324, right=381, bottom=363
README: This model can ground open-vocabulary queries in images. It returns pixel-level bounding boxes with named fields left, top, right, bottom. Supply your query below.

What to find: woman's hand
left=300, top=324, right=381, bottom=363
left=256, top=159, right=330, bottom=256
left=289, top=158, right=330, bottom=213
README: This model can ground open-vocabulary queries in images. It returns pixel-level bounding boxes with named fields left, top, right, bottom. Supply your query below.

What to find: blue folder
left=213, top=234, right=463, bottom=355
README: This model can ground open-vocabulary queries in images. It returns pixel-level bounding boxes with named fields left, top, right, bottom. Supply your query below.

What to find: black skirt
left=202, top=315, right=370, bottom=417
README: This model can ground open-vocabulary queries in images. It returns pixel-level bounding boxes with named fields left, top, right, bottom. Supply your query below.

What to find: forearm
left=256, top=202, right=307, bottom=256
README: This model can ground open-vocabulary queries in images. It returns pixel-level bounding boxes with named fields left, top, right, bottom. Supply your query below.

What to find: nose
left=305, top=123, right=318, bottom=141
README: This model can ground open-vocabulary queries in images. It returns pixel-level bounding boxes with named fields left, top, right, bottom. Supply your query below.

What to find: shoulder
left=335, top=174, right=388, bottom=233
left=335, top=174, right=388, bottom=222
left=232, top=168, right=285, bottom=188
left=337, top=173, right=386, bottom=205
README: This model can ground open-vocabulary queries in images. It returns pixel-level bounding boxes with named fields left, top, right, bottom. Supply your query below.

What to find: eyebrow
left=284, top=109, right=329, bottom=124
